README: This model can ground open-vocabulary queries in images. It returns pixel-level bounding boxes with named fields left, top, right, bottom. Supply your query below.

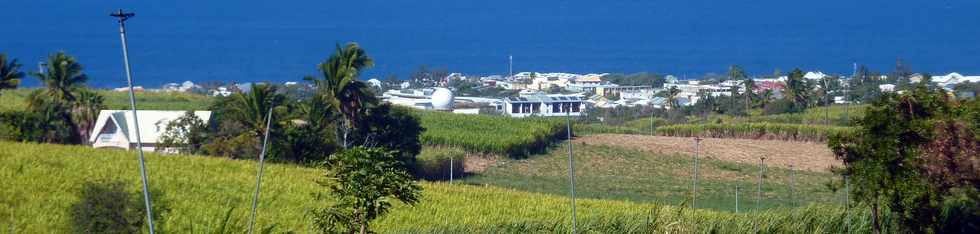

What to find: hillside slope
left=0, top=142, right=885, bottom=233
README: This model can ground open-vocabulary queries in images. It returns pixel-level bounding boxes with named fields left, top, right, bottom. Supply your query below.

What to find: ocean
left=3, top=0, right=979, bottom=88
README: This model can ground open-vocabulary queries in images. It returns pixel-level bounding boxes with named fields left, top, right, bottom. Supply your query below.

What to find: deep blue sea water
left=3, top=0, right=979, bottom=88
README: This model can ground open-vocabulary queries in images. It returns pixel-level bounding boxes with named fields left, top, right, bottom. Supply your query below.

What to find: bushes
left=69, top=180, right=167, bottom=233
left=655, top=123, right=854, bottom=142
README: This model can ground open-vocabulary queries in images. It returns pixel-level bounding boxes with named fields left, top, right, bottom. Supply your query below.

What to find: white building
left=931, top=73, right=980, bottom=90
left=367, top=78, right=382, bottom=88
left=804, top=71, right=828, bottom=81
left=89, top=110, right=212, bottom=152
left=503, top=94, right=585, bottom=118
left=210, top=87, right=232, bottom=97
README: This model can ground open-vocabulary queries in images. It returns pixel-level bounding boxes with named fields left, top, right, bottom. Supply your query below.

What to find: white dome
left=431, top=88, right=454, bottom=110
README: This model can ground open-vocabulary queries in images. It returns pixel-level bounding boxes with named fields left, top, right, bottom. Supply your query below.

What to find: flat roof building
left=503, top=94, right=584, bottom=118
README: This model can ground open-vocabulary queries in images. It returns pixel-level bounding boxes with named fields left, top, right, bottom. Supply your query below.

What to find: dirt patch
left=463, top=154, right=500, bottom=174
left=575, top=134, right=840, bottom=172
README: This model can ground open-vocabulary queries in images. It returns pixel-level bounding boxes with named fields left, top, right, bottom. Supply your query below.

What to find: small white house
left=89, top=110, right=212, bottom=152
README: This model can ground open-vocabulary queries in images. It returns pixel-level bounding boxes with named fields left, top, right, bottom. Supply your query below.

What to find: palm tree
left=0, top=53, right=24, bottom=94
left=73, top=89, right=105, bottom=144
left=743, top=77, right=756, bottom=110
left=661, top=85, right=681, bottom=109
left=33, top=52, right=88, bottom=102
left=227, top=83, right=284, bottom=137
left=728, top=65, right=747, bottom=113
left=305, top=43, right=376, bottom=148
left=785, top=68, right=810, bottom=111
left=761, top=89, right=774, bottom=109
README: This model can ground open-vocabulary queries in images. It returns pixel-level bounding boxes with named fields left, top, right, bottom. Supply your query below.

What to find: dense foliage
left=829, top=85, right=980, bottom=233
left=0, top=53, right=24, bottom=94
left=313, top=147, right=421, bottom=234
left=69, top=180, right=167, bottom=233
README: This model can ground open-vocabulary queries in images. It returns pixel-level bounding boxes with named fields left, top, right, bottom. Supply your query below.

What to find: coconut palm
left=785, top=68, right=810, bottom=110
left=227, top=83, right=284, bottom=137
left=33, top=52, right=88, bottom=102
left=743, top=77, right=756, bottom=110
left=73, top=89, right=105, bottom=144
left=0, top=53, right=24, bottom=94
left=662, top=85, right=680, bottom=109
left=761, top=89, right=774, bottom=109
left=305, top=43, right=376, bottom=147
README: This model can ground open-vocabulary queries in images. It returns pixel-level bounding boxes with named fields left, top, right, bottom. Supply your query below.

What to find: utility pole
left=449, top=155, right=454, bottom=183
left=846, top=63, right=855, bottom=124
left=824, top=78, right=830, bottom=125
left=735, top=182, right=740, bottom=213
left=565, top=107, right=577, bottom=233
left=844, top=174, right=850, bottom=233
left=757, top=156, right=766, bottom=211
left=789, top=165, right=796, bottom=207
left=508, top=55, right=513, bottom=79
left=692, top=137, right=702, bottom=209
left=110, top=9, right=155, bottom=234
left=248, top=107, right=274, bottom=234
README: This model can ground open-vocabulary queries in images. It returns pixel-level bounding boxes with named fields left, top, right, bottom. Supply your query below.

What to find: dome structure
left=431, top=88, right=455, bottom=111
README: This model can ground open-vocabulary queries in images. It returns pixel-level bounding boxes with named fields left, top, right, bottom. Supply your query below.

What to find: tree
left=73, top=89, right=105, bottom=144
left=784, top=68, right=810, bottom=112
left=829, top=85, right=980, bottom=233
left=313, top=147, right=421, bottom=234
left=661, top=85, right=680, bottom=109
left=0, top=53, right=24, bottom=94
left=33, top=52, right=88, bottom=103
left=26, top=90, right=81, bottom=143
left=743, top=77, right=756, bottom=110
left=226, top=83, right=284, bottom=137
left=306, top=43, right=376, bottom=148
left=760, top=89, right=774, bottom=109
left=351, top=104, right=424, bottom=167
left=157, top=111, right=208, bottom=154
left=728, top=65, right=747, bottom=113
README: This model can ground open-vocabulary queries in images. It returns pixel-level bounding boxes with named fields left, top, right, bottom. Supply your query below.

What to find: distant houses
left=89, top=110, right=212, bottom=152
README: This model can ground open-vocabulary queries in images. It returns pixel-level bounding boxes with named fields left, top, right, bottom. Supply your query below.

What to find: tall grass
left=0, top=88, right=212, bottom=112
left=0, top=141, right=893, bottom=233
left=655, top=123, right=855, bottom=142
left=415, top=110, right=566, bottom=158
left=744, top=105, right=868, bottom=126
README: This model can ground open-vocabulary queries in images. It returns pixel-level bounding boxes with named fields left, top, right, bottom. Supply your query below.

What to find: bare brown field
left=574, top=134, right=839, bottom=172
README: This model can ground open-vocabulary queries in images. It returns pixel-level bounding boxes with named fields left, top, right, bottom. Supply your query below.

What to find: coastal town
left=131, top=69, right=980, bottom=117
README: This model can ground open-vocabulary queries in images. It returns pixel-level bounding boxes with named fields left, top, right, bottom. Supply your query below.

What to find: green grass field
left=0, top=89, right=212, bottom=112
left=0, top=141, right=892, bottom=233
left=463, top=143, right=843, bottom=212
left=414, top=110, right=566, bottom=157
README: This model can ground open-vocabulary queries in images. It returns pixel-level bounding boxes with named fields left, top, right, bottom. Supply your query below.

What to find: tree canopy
left=829, top=85, right=979, bottom=233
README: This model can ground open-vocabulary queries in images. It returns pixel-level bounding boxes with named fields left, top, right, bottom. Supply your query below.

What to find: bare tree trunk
left=358, top=211, right=367, bottom=234
left=871, top=200, right=881, bottom=234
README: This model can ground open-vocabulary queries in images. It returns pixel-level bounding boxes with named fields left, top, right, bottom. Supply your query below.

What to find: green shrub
left=69, top=180, right=165, bottom=233
left=413, top=147, right=467, bottom=181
